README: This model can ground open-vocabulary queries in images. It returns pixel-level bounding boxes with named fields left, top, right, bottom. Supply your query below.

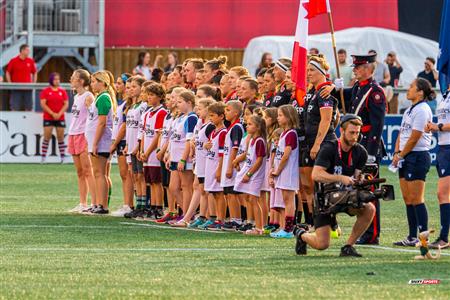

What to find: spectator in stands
left=418, top=57, right=439, bottom=88
left=39, top=72, right=69, bottom=163
left=164, top=52, right=178, bottom=73
left=385, top=51, right=403, bottom=114
left=5, top=44, right=37, bottom=111
left=368, top=50, right=390, bottom=87
left=330, top=48, right=354, bottom=87
left=152, top=67, right=164, bottom=83
left=0, top=68, right=4, bottom=82
left=255, top=52, right=273, bottom=77
left=133, top=51, right=160, bottom=80
left=309, top=48, right=320, bottom=55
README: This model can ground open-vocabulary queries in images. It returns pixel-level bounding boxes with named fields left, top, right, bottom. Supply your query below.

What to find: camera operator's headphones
left=339, top=114, right=363, bottom=142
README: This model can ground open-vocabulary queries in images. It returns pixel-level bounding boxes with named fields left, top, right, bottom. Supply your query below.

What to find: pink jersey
left=112, top=101, right=127, bottom=141
left=262, top=141, right=276, bottom=192
left=125, top=101, right=148, bottom=154
left=274, top=129, right=299, bottom=191
left=194, top=119, right=215, bottom=178
left=85, top=93, right=113, bottom=153
left=169, top=112, right=198, bottom=163
left=220, top=121, right=245, bottom=187
left=68, top=91, right=93, bottom=135
left=270, top=187, right=285, bottom=209
left=204, top=127, right=227, bottom=192
left=234, top=137, right=266, bottom=197
left=141, top=105, right=167, bottom=167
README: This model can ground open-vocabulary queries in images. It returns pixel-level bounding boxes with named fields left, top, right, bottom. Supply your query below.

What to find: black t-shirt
left=417, top=70, right=437, bottom=87
left=315, top=141, right=368, bottom=177
left=270, top=83, right=292, bottom=107
left=388, top=64, right=403, bottom=86
left=305, top=86, right=338, bottom=146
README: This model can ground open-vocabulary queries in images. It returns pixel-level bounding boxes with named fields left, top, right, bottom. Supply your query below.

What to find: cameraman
left=295, top=114, right=375, bottom=257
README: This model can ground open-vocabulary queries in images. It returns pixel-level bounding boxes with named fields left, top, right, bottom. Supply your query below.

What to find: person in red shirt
left=39, top=72, right=69, bottom=163
left=5, top=44, right=37, bottom=111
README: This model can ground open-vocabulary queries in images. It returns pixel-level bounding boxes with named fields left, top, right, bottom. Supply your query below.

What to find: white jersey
left=159, top=113, right=173, bottom=149
left=112, top=101, right=127, bottom=141
left=220, top=121, right=245, bottom=187
left=125, top=101, right=148, bottom=154
left=169, top=112, right=198, bottom=163
left=204, top=127, right=227, bottom=192
left=85, top=93, right=113, bottom=153
left=194, top=120, right=215, bottom=178
left=399, top=101, right=432, bottom=151
left=274, top=129, right=299, bottom=191
left=437, top=92, right=450, bottom=146
left=262, top=141, right=276, bottom=192
left=68, top=91, right=93, bottom=135
left=141, top=105, right=168, bottom=167
left=234, top=137, right=266, bottom=197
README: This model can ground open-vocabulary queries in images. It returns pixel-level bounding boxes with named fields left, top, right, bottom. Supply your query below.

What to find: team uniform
left=263, top=91, right=276, bottom=107
left=293, top=88, right=312, bottom=167
left=159, top=113, right=174, bottom=187
left=269, top=81, right=291, bottom=107
left=125, top=101, right=148, bottom=172
left=204, top=127, right=227, bottom=192
left=141, top=105, right=168, bottom=183
left=274, top=129, right=299, bottom=191
left=398, top=101, right=433, bottom=181
left=224, top=90, right=239, bottom=103
left=193, top=119, right=215, bottom=184
left=220, top=120, right=245, bottom=194
left=169, top=112, right=198, bottom=171
left=40, top=86, right=69, bottom=127
left=234, top=137, right=266, bottom=197
left=111, top=100, right=128, bottom=156
left=436, top=91, right=450, bottom=178
left=68, top=91, right=92, bottom=155
left=85, top=92, right=113, bottom=158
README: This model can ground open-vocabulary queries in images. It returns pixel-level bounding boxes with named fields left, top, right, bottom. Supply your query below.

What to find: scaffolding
left=0, top=0, right=104, bottom=72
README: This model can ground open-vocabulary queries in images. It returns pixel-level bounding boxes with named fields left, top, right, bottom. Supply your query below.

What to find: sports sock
left=108, top=186, right=112, bottom=206
left=284, top=216, right=295, bottom=232
left=296, top=210, right=302, bottom=224
left=415, top=203, right=428, bottom=233
left=406, top=205, right=417, bottom=238
left=240, top=205, right=247, bottom=222
left=58, top=141, right=66, bottom=159
left=146, top=185, right=151, bottom=208
left=41, top=140, right=49, bottom=159
left=439, top=203, right=450, bottom=242
left=136, top=196, right=144, bottom=209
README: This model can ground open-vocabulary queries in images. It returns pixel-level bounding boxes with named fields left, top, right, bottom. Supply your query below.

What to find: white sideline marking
left=359, top=245, right=450, bottom=256
left=0, top=225, right=124, bottom=229
left=0, top=247, right=285, bottom=252
left=120, top=222, right=226, bottom=234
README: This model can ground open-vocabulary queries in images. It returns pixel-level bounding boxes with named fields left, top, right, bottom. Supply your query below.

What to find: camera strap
left=337, top=139, right=353, bottom=167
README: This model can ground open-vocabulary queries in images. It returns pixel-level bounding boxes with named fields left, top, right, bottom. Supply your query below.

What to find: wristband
left=156, top=148, right=161, bottom=153
left=180, top=159, right=186, bottom=164
left=438, top=123, right=444, bottom=132
left=246, top=172, right=253, bottom=177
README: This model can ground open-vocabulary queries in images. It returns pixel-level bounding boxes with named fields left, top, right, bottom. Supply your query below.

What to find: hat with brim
left=351, top=53, right=376, bottom=67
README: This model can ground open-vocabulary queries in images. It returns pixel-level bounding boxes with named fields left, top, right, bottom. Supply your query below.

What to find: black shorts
left=131, top=154, right=144, bottom=174
left=161, top=161, right=170, bottom=187
left=314, top=213, right=338, bottom=229
left=399, top=151, right=431, bottom=181
left=43, top=120, right=66, bottom=128
left=116, top=140, right=126, bottom=156
left=299, top=145, right=313, bottom=167
left=90, top=152, right=110, bottom=159
left=223, top=186, right=242, bottom=195
left=198, top=177, right=205, bottom=184
left=144, top=166, right=162, bottom=184
left=436, top=145, right=450, bottom=178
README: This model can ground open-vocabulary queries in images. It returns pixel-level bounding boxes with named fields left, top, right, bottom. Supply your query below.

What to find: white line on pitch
left=0, top=247, right=288, bottom=252
left=0, top=225, right=125, bottom=229
left=358, top=245, right=450, bottom=256
left=120, top=222, right=227, bottom=234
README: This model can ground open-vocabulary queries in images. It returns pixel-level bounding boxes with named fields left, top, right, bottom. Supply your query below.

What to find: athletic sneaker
left=189, top=218, right=206, bottom=228
left=237, top=223, right=254, bottom=232
left=340, top=245, right=362, bottom=257
left=142, top=209, right=156, bottom=221
left=111, top=205, right=132, bottom=217
left=429, top=238, right=449, bottom=249
left=92, top=205, right=109, bottom=215
left=153, top=208, right=164, bottom=220
left=393, top=237, right=419, bottom=247
left=171, top=219, right=189, bottom=227
left=294, top=227, right=307, bottom=255
left=244, top=228, right=263, bottom=235
left=263, top=225, right=279, bottom=234
left=222, top=221, right=241, bottom=231
left=124, top=208, right=144, bottom=219
left=207, top=220, right=224, bottom=231
left=168, top=215, right=184, bottom=225
left=155, top=212, right=177, bottom=224
left=69, top=204, right=88, bottom=213
left=270, top=229, right=294, bottom=239
left=133, top=209, right=149, bottom=220
left=198, top=219, right=216, bottom=230
left=81, top=205, right=96, bottom=215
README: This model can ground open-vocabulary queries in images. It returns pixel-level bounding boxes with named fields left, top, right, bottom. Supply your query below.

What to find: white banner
left=0, top=112, right=74, bottom=163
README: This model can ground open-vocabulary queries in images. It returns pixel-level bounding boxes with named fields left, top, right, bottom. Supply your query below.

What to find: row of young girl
left=67, top=68, right=305, bottom=237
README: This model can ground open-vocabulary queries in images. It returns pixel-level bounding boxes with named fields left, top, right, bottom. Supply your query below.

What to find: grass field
left=0, top=164, right=448, bottom=299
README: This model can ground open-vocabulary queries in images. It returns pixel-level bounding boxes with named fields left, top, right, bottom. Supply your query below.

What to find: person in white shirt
left=392, top=78, right=434, bottom=247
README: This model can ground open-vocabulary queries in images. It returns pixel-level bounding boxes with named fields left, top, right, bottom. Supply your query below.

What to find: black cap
left=340, top=114, right=362, bottom=127
left=350, top=53, right=376, bottom=67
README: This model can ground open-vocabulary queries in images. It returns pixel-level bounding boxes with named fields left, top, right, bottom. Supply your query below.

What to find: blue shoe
left=198, top=219, right=215, bottom=230
left=270, top=229, right=294, bottom=239
left=188, top=218, right=206, bottom=228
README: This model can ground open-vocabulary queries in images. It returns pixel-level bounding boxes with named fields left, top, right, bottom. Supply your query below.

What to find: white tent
left=243, top=27, right=439, bottom=88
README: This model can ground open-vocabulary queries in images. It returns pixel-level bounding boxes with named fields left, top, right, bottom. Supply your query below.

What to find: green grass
left=0, top=164, right=448, bottom=299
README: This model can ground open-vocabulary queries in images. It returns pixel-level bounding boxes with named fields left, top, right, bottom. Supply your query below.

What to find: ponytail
left=415, top=78, right=435, bottom=101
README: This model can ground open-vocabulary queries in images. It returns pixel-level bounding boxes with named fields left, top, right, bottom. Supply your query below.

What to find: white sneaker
left=111, top=205, right=132, bottom=217
left=69, top=204, right=88, bottom=213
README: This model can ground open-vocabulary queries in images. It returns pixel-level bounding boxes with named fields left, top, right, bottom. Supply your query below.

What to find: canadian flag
left=292, top=0, right=330, bottom=105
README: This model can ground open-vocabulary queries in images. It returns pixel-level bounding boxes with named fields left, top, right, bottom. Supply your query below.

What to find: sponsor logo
left=408, top=279, right=440, bottom=285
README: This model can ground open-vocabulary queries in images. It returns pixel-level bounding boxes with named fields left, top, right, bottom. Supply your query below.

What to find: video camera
left=315, top=164, right=395, bottom=215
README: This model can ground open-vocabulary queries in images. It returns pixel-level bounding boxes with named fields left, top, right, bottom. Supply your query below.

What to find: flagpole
left=326, top=2, right=346, bottom=114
